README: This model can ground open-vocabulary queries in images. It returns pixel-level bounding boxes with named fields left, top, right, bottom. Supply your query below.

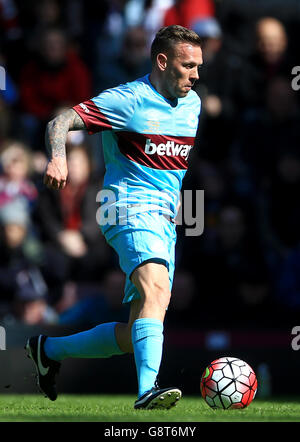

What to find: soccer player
left=25, top=25, right=203, bottom=410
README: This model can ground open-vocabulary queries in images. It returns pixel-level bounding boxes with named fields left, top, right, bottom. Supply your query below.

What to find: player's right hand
left=43, top=157, right=68, bottom=190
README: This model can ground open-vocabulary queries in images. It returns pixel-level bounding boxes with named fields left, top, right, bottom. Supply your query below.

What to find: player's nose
left=190, top=66, right=199, bottom=82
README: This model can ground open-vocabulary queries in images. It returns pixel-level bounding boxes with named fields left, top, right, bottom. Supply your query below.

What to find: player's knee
left=144, top=282, right=171, bottom=311
left=158, top=286, right=171, bottom=310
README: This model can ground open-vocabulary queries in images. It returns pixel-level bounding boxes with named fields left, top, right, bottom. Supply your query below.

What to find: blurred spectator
left=19, top=26, right=91, bottom=148
left=194, top=160, right=229, bottom=226
left=176, top=159, right=230, bottom=271
left=0, top=140, right=37, bottom=208
left=214, top=0, right=299, bottom=57
left=13, top=290, right=57, bottom=325
left=229, top=76, right=300, bottom=198
left=65, top=1, right=109, bottom=71
left=166, top=270, right=197, bottom=326
left=35, top=143, right=112, bottom=285
left=275, top=243, right=300, bottom=312
left=34, top=0, right=62, bottom=28
left=163, top=0, right=215, bottom=29
left=0, top=67, right=18, bottom=108
left=233, top=264, right=274, bottom=328
left=140, top=0, right=174, bottom=49
left=193, top=18, right=240, bottom=163
left=182, top=159, right=229, bottom=239
left=211, top=205, right=271, bottom=319
left=0, top=0, right=21, bottom=41
left=95, top=0, right=133, bottom=65
left=0, top=50, right=18, bottom=141
left=96, top=26, right=151, bottom=91
left=0, top=52, right=18, bottom=105
left=234, top=17, right=294, bottom=114
left=260, top=149, right=300, bottom=258
left=0, top=198, right=56, bottom=325
left=0, top=196, right=31, bottom=256
left=182, top=204, right=270, bottom=325
left=24, top=0, right=64, bottom=53
left=130, top=0, right=174, bottom=48
left=0, top=0, right=24, bottom=79
left=256, top=17, right=288, bottom=65
left=57, top=269, right=129, bottom=327
left=193, top=17, right=223, bottom=63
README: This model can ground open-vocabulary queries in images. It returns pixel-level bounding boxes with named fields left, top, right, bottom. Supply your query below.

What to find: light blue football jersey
left=73, top=74, right=201, bottom=238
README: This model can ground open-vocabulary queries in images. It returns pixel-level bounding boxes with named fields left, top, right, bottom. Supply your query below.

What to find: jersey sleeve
left=72, top=84, right=136, bottom=134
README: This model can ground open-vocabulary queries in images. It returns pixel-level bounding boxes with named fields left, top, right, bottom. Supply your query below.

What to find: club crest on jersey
left=144, top=138, right=193, bottom=159
left=187, top=111, right=198, bottom=128
left=146, top=120, right=160, bottom=133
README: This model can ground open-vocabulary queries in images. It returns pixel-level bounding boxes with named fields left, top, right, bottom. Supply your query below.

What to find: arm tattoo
left=45, top=109, right=85, bottom=158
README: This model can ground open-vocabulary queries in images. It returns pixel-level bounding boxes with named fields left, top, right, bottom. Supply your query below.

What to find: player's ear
left=156, top=53, right=168, bottom=71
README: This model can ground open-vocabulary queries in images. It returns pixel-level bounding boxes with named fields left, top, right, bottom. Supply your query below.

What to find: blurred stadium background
left=0, top=0, right=299, bottom=398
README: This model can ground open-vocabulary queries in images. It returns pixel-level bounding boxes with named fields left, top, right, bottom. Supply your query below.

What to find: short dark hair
left=150, top=25, right=202, bottom=63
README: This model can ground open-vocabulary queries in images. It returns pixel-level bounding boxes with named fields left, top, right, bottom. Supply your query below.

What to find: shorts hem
left=128, top=257, right=169, bottom=281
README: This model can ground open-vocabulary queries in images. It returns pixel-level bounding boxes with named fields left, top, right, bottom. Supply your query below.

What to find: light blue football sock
left=44, top=322, right=124, bottom=361
left=131, top=318, right=164, bottom=398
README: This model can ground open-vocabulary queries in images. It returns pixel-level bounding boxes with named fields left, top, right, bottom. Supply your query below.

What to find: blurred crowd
left=0, top=0, right=299, bottom=330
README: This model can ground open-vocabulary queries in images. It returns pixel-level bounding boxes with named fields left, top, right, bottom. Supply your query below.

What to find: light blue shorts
left=103, top=211, right=176, bottom=304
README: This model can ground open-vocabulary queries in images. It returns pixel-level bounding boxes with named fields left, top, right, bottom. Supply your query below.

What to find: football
left=200, top=357, right=258, bottom=409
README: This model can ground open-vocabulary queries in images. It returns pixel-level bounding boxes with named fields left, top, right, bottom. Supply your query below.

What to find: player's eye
left=183, top=63, right=194, bottom=69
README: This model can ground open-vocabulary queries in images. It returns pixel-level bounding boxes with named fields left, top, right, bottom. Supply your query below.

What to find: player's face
left=162, top=43, right=203, bottom=99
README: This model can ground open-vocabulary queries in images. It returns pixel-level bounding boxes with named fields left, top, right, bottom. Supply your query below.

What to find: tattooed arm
left=44, top=109, right=85, bottom=190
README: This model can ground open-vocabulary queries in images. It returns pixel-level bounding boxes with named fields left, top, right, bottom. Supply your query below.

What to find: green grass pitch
left=0, top=394, right=299, bottom=422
